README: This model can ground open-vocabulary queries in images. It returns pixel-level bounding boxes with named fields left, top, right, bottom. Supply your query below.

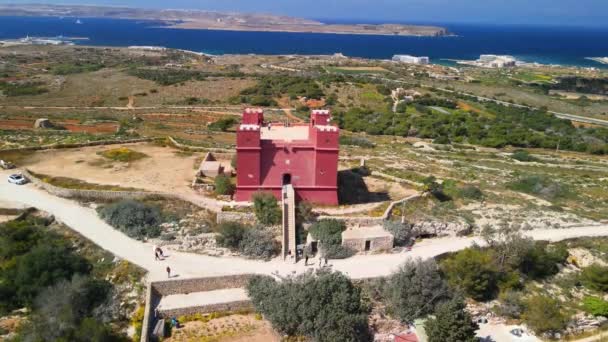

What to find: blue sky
left=2, top=0, right=607, bottom=27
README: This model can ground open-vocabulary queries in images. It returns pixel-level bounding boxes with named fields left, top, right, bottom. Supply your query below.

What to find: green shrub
left=98, top=147, right=148, bottom=162
left=247, top=271, right=370, bottom=341
left=98, top=200, right=162, bottom=240
left=339, top=136, right=375, bottom=148
left=215, top=222, right=246, bottom=250
left=582, top=296, right=608, bottom=317
left=208, top=117, right=237, bottom=132
left=253, top=192, right=281, bottom=225
left=322, top=244, right=355, bottom=259
left=127, top=68, right=207, bottom=85
left=383, top=221, right=412, bottom=247
left=522, top=295, right=568, bottom=335
left=508, top=175, right=568, bottom=200
left=511, top=150, right=538, bottom=162
left=384, top=259, right=452, bottom=323
left=496, top=290, right=524, bottom=319
left=214, top=174, right=234, bottom=195
left=458, top=185, right=484, bottom=200
left=238, top=228, right=279, bottom=260
left=424, top=296, right=478, bottom=342
left=581, top=264, right=608, bottom=292
left=309, top=219, right=345, bottom=246
left=441, top=248, right=499, bottom=301
left=519, top=243, right=568, bottom=279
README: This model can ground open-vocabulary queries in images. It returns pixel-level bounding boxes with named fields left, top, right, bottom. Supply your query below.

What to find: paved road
left=2, top=175, right=608, bottom=281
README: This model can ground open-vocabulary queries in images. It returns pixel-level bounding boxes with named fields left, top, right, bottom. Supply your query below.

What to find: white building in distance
left=478, top=55, right=517, bottom=68
left=392, top=55, right=430, bottom=65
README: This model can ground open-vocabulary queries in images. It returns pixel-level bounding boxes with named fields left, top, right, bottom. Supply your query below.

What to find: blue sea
left=1, top=16, right=608, bottom=68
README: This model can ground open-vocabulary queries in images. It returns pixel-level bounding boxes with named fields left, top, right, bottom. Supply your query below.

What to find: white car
left=8, top=174, right=27, bottom=185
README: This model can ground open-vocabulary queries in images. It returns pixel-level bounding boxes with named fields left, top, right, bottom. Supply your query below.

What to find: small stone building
left=198, top=152, right=230, bottom=178
left=342, top=226, right=394, bottom=253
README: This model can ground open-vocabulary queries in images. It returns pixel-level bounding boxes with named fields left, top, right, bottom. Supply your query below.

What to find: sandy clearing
left=23, top=143, right=202, bottom=196
left=158, top=288, right=248, bottom=312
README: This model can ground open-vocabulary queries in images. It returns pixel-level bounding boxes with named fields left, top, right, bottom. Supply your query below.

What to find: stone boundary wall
left=382, top=194, right=423, bottom=220
left=158, top=301, right=253, bottom=318
left=152, top=274, right=255, bottom=296
left=23, top=169, right=159, bottom=201
left=317, top=215, right=384, bottom=227
left=216, top=211, right=256, bottom=224
left=140, top=282, right=155, bottom=342
left=168, top=136, right=235, bottom=153
left=0, top=138, right=152, bottom=153
left=371, top=171, right=423, bottom=188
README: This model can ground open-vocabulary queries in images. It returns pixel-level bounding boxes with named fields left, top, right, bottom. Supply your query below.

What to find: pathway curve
left=1, top=175, right=608, bottom=281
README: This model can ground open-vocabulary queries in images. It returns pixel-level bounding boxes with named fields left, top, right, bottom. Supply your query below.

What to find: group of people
left=153, top=245, right=173, bottom=278
left=304, top=254, right=329, bottom=267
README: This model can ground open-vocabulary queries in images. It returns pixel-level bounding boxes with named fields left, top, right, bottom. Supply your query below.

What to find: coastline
left=158, top=23, right=452, bottom=37
left=587, top=57, right=608, bottom=65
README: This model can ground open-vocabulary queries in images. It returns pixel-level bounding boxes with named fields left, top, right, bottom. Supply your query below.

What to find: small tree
left=309, top=219, right=346, bottom=246
left=253, top=192, right=281, bottom=225
left=215, top=222, right=246, bottom=250
left=441, top=247, right=499, bottom=301
left=214, top=174, right=234, bottom=195
left=424, top=296, right=478, bottom=342
left=247, top=270, right=371, bottom=341
left=522, top=295, right=568, bottom=335
left=384, top=259, right=451, bottom=323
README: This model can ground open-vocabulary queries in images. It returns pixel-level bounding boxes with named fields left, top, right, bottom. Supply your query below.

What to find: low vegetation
left=127, top=68, right=207, bottom=85
left=252, top=192, right=281, bottom=225
left=98, top=147, right=148, bottom=162
left=214, top=174, right=235, bottom=195
left=247, top=271, right=371, bottom=342
left=215, top=222, right=279, bottom=260
left=0, top=214, right=137, bottom=340
left=309, top=219, right=354, bottom=259
left=98, top=200, right=162, bottom=239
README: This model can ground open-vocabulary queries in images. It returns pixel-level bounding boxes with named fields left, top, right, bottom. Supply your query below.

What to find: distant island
left=0, top=4, right=449, bottom=37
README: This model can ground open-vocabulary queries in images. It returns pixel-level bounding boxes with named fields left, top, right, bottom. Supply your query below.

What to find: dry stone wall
left=152, top=274, right=255, bottom=296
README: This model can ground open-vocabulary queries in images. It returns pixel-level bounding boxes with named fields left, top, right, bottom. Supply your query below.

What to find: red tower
left=235, top=109, right=339, bottom=205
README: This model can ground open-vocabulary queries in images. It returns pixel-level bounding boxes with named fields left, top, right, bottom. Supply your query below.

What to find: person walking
left=305, top=254, right=309, bottom=266
left=153, top=245, right=158, bottom=260
left=155, top=250, right=160, bottom=261
left=158, top=247, right=165, bottom=258
left=166, top=266, right=171, bottom=278
left=324, top=256, right=329, bottom=266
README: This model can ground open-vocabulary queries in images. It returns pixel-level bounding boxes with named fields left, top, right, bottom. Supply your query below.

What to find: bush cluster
left=308, top=219, right=354, bottom=259
left=98, top=200, right=162, bottom=240
left=247, top=271, right=371, bottom=341
left=253, top=192, right=281, bottom=225
left=334, top=99, right=608, bottom=155
left=0, top=218, right=124, bottom=340
left=214, top=174, right=235, bottom=195
left=215, top=222, right=279, bottom=260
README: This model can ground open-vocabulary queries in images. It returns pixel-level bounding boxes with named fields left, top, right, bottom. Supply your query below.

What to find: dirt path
left=3, top=173, right=608, bottom=282
left=277, top=97, right=303, bottom=123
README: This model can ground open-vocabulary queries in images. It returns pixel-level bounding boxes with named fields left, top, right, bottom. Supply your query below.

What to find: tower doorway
left=282, top=173, right=292, bottom=185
